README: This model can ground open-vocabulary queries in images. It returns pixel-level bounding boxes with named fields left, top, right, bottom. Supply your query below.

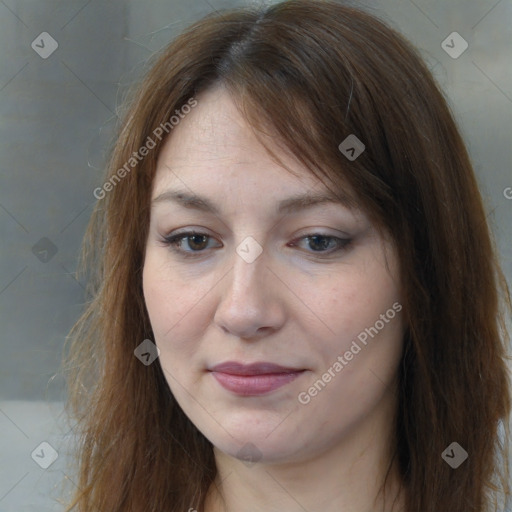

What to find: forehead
left=152, top=86, right=353, bottom=202
left=154, top=87, right=290, bottom=181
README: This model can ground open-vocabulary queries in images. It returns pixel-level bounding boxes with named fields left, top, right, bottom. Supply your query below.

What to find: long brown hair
left=61, top=1, right=512, bottom=510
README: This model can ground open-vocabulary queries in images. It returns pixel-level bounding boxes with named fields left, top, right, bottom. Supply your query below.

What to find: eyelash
left=161, top=230, right=352, bottom=259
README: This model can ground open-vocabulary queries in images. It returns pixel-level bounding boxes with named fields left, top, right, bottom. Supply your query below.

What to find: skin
left=143, top=85, right=406, bottom=512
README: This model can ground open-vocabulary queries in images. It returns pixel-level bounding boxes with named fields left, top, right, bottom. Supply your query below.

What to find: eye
left=289, top=234, right=352, bottom=255
left=161, top=231, right=352, bottom=259
left=162, top=231, right=221, bottom=258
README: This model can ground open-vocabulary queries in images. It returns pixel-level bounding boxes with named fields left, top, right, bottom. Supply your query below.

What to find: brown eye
left=163, top=231, right=221, bottom=257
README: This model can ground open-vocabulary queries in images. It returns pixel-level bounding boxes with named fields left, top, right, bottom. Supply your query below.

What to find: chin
left=208, top=419, right=306, bottom=463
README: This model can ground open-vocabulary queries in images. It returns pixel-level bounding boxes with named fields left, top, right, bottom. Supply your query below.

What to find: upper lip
left=209, top=361, right=304, bottom=375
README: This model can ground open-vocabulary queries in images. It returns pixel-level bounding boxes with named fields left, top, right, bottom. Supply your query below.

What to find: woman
left=62, top=1, right=511, bottom=510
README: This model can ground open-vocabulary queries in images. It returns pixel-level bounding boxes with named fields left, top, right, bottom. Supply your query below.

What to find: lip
left=209, top=361, right=306, bottom=396
left=210, top=361, right=303, bottom=375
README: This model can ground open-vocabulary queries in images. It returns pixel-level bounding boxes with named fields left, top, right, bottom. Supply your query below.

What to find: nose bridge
left=213, top=236, right=283, bottom=338
left=227, top=238, right=267, bottom=303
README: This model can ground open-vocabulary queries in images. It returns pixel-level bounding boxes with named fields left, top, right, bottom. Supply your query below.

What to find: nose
left=213, top=244, right=286, bottom=340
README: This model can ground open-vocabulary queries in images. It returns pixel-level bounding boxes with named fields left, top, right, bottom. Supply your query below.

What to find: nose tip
left=213, top=248, right=285, bottom=340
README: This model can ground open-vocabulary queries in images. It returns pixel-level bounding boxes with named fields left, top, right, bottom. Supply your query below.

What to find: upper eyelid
left=164, top=228, right=351, bottom=241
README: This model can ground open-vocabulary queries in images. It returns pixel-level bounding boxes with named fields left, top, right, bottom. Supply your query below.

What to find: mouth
left=208, top=361, right=306, bottom=396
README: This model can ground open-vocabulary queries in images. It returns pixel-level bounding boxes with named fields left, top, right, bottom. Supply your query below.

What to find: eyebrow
left=151, top=189, right=357, bottom=215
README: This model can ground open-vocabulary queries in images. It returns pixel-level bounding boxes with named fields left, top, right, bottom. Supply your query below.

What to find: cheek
left=142, top=254, right=183, bottom=340
left=142, top=252, right=213, bottom=359
left=306, top=260, right=402, bottom=363
left=315, top=270, right=398, bottom=330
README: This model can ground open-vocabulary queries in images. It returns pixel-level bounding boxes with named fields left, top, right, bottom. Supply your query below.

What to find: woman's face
left=143, top=85, right=405, bottom=465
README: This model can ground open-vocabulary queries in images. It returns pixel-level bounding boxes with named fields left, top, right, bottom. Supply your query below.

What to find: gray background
left=0, top=0, right=511, bottom=510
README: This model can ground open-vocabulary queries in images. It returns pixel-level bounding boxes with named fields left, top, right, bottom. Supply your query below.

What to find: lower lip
left=211, top=371, right=304, bottom=396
